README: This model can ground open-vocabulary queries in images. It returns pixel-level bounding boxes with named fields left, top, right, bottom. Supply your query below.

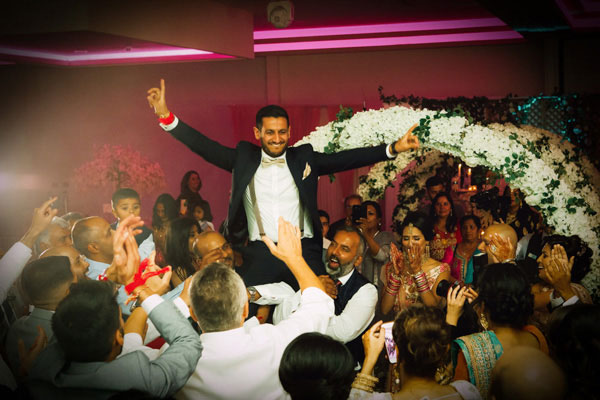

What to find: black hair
left=430, top=191, right=458, bottom=233
left=425, top=175, right=444, bottom=189
left=541, top=235, right=592, bottom=283
left=180, top=170, right=201, bottom=195
left=547, top=304, right=600, bottom=399
left=318, top=209, right=330, bottom=223
left=392, top=304, right=452, bottom=378
left=152, top=193, right=178, bottom=230
left=460, top=214, right=481, bottom=230
left=470, top=187, right=500, bottom=219
left=279, top=332, right=355, bottom=400
left=165, top=217, right=201, bottom=281
left=362, top=200, right=382, bottom=219
left=111, top=188, right=140, bottom=207
left=474, top=262, right=533, bottom=328
left=22, top=256, right=73, bottom=305
left=255, top=105, right=289, bottom=131
left=395, top=211, right=435, bottom=241
left=52, top=280, right=119, bottom=362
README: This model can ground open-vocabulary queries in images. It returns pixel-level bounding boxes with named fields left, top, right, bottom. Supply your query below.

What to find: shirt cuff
left=141, top=294, right=164, bottom=314
left=123, top=333, right=144, bottom=348
left=159, top=115, right=179, bottom=131
left=173, top=297, right=191, bottom=318
left=385, top=144, right=396, bottom=159
left=563, top=295, right=580, bottom=307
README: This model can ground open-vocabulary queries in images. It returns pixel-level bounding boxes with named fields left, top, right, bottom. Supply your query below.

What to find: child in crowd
left=192, top=202, right=214, bottom=232
left=111, top=188, right=155, bottom=259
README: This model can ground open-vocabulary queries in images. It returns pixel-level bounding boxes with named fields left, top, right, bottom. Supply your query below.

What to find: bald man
left=479, top=223, right=518, bottom=263
left=40, top=245, right=90, bottom=280
left=193, top=231, right=234, bottom=269
left=490, top=346, right=566, bottom=400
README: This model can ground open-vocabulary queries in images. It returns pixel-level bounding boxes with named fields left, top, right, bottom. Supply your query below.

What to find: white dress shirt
left=254, top=269, right=377, bottom=344
left=0, top=241, right=32, bottom=302
left=244, top=150, right=314, bottom=242
left=176, top=287, right=333, bottom=400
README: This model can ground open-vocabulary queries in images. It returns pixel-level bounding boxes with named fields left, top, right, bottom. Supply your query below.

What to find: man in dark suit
left=147, top=79, right=419, bottom=289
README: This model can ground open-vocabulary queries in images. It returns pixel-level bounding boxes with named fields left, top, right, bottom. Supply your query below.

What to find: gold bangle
left=356, top=373, right=379, bottom=382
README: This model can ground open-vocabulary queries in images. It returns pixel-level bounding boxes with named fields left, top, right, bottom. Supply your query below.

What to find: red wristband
left=158, top=112, right=175, bottom=125
left=124, top=258, right=170, bottom=294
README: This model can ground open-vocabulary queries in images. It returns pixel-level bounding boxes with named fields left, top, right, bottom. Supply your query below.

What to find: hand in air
left=362, top=321, right=386, bottom=361
left=393, top=123, right=420, bottom=153
left=263, top=217, right=303, bottom=263
left=546, top=244, right=574, bottom=296
left=389, top=242, right=404, bottom=276
left=488, top=233, right=514, bottom=263
left=446, top=285, right=468, bottom=326
left=147, top=78, right=170, bottom=117
left=111, top=215, right=143, bottom=285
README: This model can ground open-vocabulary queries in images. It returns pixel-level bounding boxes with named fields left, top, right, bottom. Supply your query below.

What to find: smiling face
left=187, top=173, right=201, bottom=192
left=326, top=230, right=362, bottom=279
left=254, top=117, right=290, bottom=158
left=537, top=244, right=553, bottom=282
left=364, top=204, right=380, bottom=231
left=401, top=225, right=426, bottom=255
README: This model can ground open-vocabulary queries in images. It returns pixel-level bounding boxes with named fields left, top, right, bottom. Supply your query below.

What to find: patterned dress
left=431, top=226, right=462, bottom=261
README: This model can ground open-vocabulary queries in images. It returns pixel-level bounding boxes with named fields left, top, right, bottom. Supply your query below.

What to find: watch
left=248, top=286, right=258, bottom=302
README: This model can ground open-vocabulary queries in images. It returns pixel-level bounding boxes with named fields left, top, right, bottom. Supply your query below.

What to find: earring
left=479, top=314, right=489, bottom=330
left=424, top=243, right=431, bottom=261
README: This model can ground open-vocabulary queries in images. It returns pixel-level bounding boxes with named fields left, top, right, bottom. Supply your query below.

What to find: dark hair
left=152, top=193, right=178, bottom=230
left=430, top=192, right=458, bottom=233
left=344, top=194, right=362, bottom=207
left=111, top=188, right=140, bottom=206
left=541, top=235, right=592, bottom=283
left=460, top=214, right=481, bottom=230
left=22, top=256, right=73, bottom=305
left=362, top=200, right=382, bottom=219
left=61, top=212, right=84, bottom=224
left=395, top=211, right=434, bottom=241
left=547, top=304, right=600, bottom=399
left=318, top=209, right=330, bottom=223
left=255, top=105, right=289, bottom=131
left=279, top=332, right=355, bottom=400
left=165, top=217, right=201, bottom=281
left=474, top=262, right=533, bottom=328
left=470, top=187, right=500, bottom=218
left=180, top=170, right=201, bottom=195
left=392, top=304, right=452, bottom=378
left=52, top=280, right=120, bottom=362
left=425, top=175, right=444, bottom=189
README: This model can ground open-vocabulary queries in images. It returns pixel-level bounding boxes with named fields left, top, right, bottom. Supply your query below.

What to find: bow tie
left=261, top=157, right=286, bottom=167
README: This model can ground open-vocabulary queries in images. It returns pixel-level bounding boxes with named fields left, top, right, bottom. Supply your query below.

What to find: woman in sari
left=448, top=262, right=548, bottom=399
left=429, top=192, right=461, bottom=262
left=449, top=215, right=482, bottom=285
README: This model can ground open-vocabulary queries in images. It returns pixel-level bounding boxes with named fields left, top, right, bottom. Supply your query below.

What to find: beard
left=325, top=254, right=358, bottom=280
left=260, top=137, right=288, bottom=158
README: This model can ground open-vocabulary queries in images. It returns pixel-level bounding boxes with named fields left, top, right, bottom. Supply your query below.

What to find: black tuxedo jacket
left=169, top=119, right=392, bottom=244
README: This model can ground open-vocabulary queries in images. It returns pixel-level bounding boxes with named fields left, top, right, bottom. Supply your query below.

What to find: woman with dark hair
left=352, top=307, right=481, bottom=399
left=380, top=212, right=451, bottom=316
left=532, top=235, right=593, bottom=328
left=429, top=192, right=462, bottom=262
left=547, top=304, right=600, bottom=400
left=165, top=217, right=202, bottom=287
left=449, top=215, right=483, bottom=285
left=469, top=187, right=501, bottom=231
left=177, top=170, right=213, bottom=222
left=357, top=200, right=396, bottom=286
left=279, top=332, right=355, bottom=400
left=499, top=186, right=539, bottom=240
left=450, top=262, right=548, bottom=399
left=151, top=193, right=178, bottom=266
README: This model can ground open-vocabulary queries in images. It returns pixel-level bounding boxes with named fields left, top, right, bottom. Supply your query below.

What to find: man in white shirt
left=177, top=218, right=334, bottom=400
left=250, top=225, right=377, bottom=365
left=147, top=79, right=420, bottom=292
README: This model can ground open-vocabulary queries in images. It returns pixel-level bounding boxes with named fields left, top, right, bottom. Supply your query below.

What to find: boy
left=111, top=188, right=154, bottom=260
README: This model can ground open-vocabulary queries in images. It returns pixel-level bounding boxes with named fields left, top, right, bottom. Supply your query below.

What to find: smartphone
left=381, top=321, right=397, bottom=364
left=351, top=205, right=362, bottom=225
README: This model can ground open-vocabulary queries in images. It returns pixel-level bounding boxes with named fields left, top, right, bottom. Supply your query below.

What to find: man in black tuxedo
left=147, top=79, right=419, bottom=290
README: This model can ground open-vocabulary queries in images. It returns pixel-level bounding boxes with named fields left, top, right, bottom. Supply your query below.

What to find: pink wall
left=0, top=39, right=596, bottom=248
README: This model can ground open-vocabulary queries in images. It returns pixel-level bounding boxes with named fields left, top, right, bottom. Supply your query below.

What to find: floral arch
left=294, top=106, right=600, bottom=298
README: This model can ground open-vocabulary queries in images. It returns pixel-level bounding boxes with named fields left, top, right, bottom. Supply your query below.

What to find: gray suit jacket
left=5, top=307, right=54, bottom=374
left=27, top=299, right=202, bottom=399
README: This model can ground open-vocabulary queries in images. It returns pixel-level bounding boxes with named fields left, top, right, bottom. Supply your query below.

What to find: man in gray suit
left=4, top=256, right=75, bottom=375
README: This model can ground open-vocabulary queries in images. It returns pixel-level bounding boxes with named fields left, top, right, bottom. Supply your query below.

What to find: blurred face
left=471, top=203, right=491, bottom=220
left=48, top=224, right=72, bottom=248
left=461, top=219, right=480, bottom=242
left=401, top=225, right=426, bottom=254
left=88, top=217, right=115, bottom=259
left=194, top=232, right=234, bottom=268
left=478, top=228, right=494, bottom=255
left=427, top=184, right=444, bottom=201
left=156, top=203, right=167, bottom=222
left=179, top=199, right=188, bottom=216
left=345, top=197, right=361, bottom=218
left=188, top=173, right=200, bottom=192
left=365, top=205, right=380, bottom=230
left=320, top=216, right=330, bottom=238
left=40, top=245, right=89, bottom=280
left=537, top=244, right=553, bottom=282
left=254, top=117, right=290, bottom=158
left=434, top=196, right=451, bottom=218
left=113, top=198, right=141, bottom=221
left=188, top=224, right=201, bottom=253
left=326, top=230, right=362, bottom=279
left=193, top=205, right=205, bottom=221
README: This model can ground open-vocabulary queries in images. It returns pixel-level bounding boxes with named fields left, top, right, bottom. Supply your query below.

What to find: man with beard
left=249, top=226, right=377, bottom=366
left=147, top=79, right=419, bottom=292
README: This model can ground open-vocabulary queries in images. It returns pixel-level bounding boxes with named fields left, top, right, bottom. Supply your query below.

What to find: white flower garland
left=296, top=106, right=600, bottom=299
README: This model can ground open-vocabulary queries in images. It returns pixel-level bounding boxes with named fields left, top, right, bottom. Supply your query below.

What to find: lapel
left=285, top=147, right=305, bottom=193
left=234, top=145, right=262, bottom=199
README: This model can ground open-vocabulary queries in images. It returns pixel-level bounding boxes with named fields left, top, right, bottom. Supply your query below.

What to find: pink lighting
left=254, top=30, right=523, bottom=53
left=254, top=18, right=508, bottom=40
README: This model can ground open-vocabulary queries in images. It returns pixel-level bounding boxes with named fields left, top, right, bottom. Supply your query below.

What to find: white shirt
left=254, top=269, right=377, bottom=344
left=177, top=287, right=333, bottom=400
left=243, top=150, right=314, bottom=242
left=0, top=241, right=32, bottom=302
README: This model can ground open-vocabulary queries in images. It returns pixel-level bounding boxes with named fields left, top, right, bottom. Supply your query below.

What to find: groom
left=147, top=79, right=419, bottom=289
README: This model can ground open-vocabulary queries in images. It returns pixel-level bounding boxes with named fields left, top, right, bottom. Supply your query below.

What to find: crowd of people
left=0, top=79, right=597, bottom=399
